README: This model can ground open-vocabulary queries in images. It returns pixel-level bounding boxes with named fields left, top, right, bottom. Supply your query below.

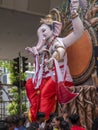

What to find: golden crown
left=40, top=14, right=54, bottom=25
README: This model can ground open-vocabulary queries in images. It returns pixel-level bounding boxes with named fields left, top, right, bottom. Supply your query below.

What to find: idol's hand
left=25, top=46, right=38, bottom=55
left=70, top=0, right=79, bottom=14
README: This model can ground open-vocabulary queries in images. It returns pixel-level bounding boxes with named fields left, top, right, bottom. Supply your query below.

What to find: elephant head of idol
left=36, top=14, right=62, bottom=51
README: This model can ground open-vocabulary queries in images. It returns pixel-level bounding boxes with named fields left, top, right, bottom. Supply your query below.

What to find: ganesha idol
left=25, top=0, right=84, bottom=122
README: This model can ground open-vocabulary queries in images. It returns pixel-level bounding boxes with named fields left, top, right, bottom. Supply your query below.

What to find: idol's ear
left=53, top=21, right=62, bottom=36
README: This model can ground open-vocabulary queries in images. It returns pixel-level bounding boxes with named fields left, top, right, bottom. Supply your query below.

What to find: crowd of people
left=0, top=112, right=89, bottom=130
left=0, top=114, right=27, bottom=130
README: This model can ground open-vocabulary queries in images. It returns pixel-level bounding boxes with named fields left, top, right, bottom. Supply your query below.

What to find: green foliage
left=10, top=61, right=26, bottom=86
left=7, top=87, right=27, bottom=115
left=0, top=60, right=12, bottom=70
left=0, top=60, right=26, bottom=86
left=7, top=102, right=19, bottom=115
left=0, top=60, right=27, bottom=115
left=10, top=71, right=26, bottom=86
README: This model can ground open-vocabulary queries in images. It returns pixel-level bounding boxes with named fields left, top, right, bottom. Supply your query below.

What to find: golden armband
left=71, top=12, right=78, bottom=19
left=53, top=46, right=65, bottom=61
left=54, top=50, right=60, bottom=61
left=56, top=46, right=65, bottom=50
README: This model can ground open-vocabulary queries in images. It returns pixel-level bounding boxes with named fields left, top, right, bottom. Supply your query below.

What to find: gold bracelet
left=43, top=49, right=50, bottom=57
left=56, top=46, right=65, bottom=50
left=71, top=12, right=78, bottom=19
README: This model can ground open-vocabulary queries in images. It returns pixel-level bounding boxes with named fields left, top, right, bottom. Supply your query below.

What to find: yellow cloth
left=53, top=128, right=59, bottom=130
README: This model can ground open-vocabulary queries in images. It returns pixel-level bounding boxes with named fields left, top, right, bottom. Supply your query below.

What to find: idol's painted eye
left=42, top=28, right=46, bottom=32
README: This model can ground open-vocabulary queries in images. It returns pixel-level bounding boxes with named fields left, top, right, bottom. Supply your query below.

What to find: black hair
left=12, top=115, right=20, bottom=126
left=55, top=116, right=64, bottom=122
left=60, top=120, right=70, bottom=130
left=36, top=112, right=45, bottom=120
left=45, top=114, right=58, bottom=130
left=5, top=115, right=20, bottom=127
left=53, top=116, right=64, bottom=125
left=20, top=115, right=26, bottom=125
left=49, top=112, right=58, bottom=121
left=69, top=113, right=79, bottom=124
left=27, top=122, right=39, bottom=130
left=31, top=122, right=39, bottom=129
left=53, top=116, right=70, bottom=130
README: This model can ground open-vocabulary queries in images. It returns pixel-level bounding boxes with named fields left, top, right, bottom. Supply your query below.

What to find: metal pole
left=18, top=52, right=22, bottom=115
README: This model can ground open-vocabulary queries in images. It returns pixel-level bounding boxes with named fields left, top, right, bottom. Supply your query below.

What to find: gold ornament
left=40, top=14, right=53, bottom=25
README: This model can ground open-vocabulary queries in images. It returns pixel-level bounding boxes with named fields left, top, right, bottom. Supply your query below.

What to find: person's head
left=49, top=112, right=58, bottom=122
left=44, top=113, right=57, bottom=130
left=5, top=115, right=15, bottom=130
left=27, top=122, right=39, bottom=130
left=69, top=113, right=79, bottom=125
left=60, top=120, right=70, bottom=130
left=52, top=116, right=64, bottom=129
left=19, top=115, right=27, bottom=126
left=6, top=115, right=20, bottom=129
left=36, top=112, right=45, bottom=123
left=12, top=115, right=21, bottom=127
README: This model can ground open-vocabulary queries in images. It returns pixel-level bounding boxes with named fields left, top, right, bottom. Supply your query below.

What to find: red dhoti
left=26, top=76, right=57, bottom=122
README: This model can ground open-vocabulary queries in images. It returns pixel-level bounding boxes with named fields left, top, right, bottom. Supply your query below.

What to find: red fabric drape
left=40, top=77, right=57, bottom=119
left=26, top=78, right=40, bottom=121
left=26, top=77, right=77, bottom=122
